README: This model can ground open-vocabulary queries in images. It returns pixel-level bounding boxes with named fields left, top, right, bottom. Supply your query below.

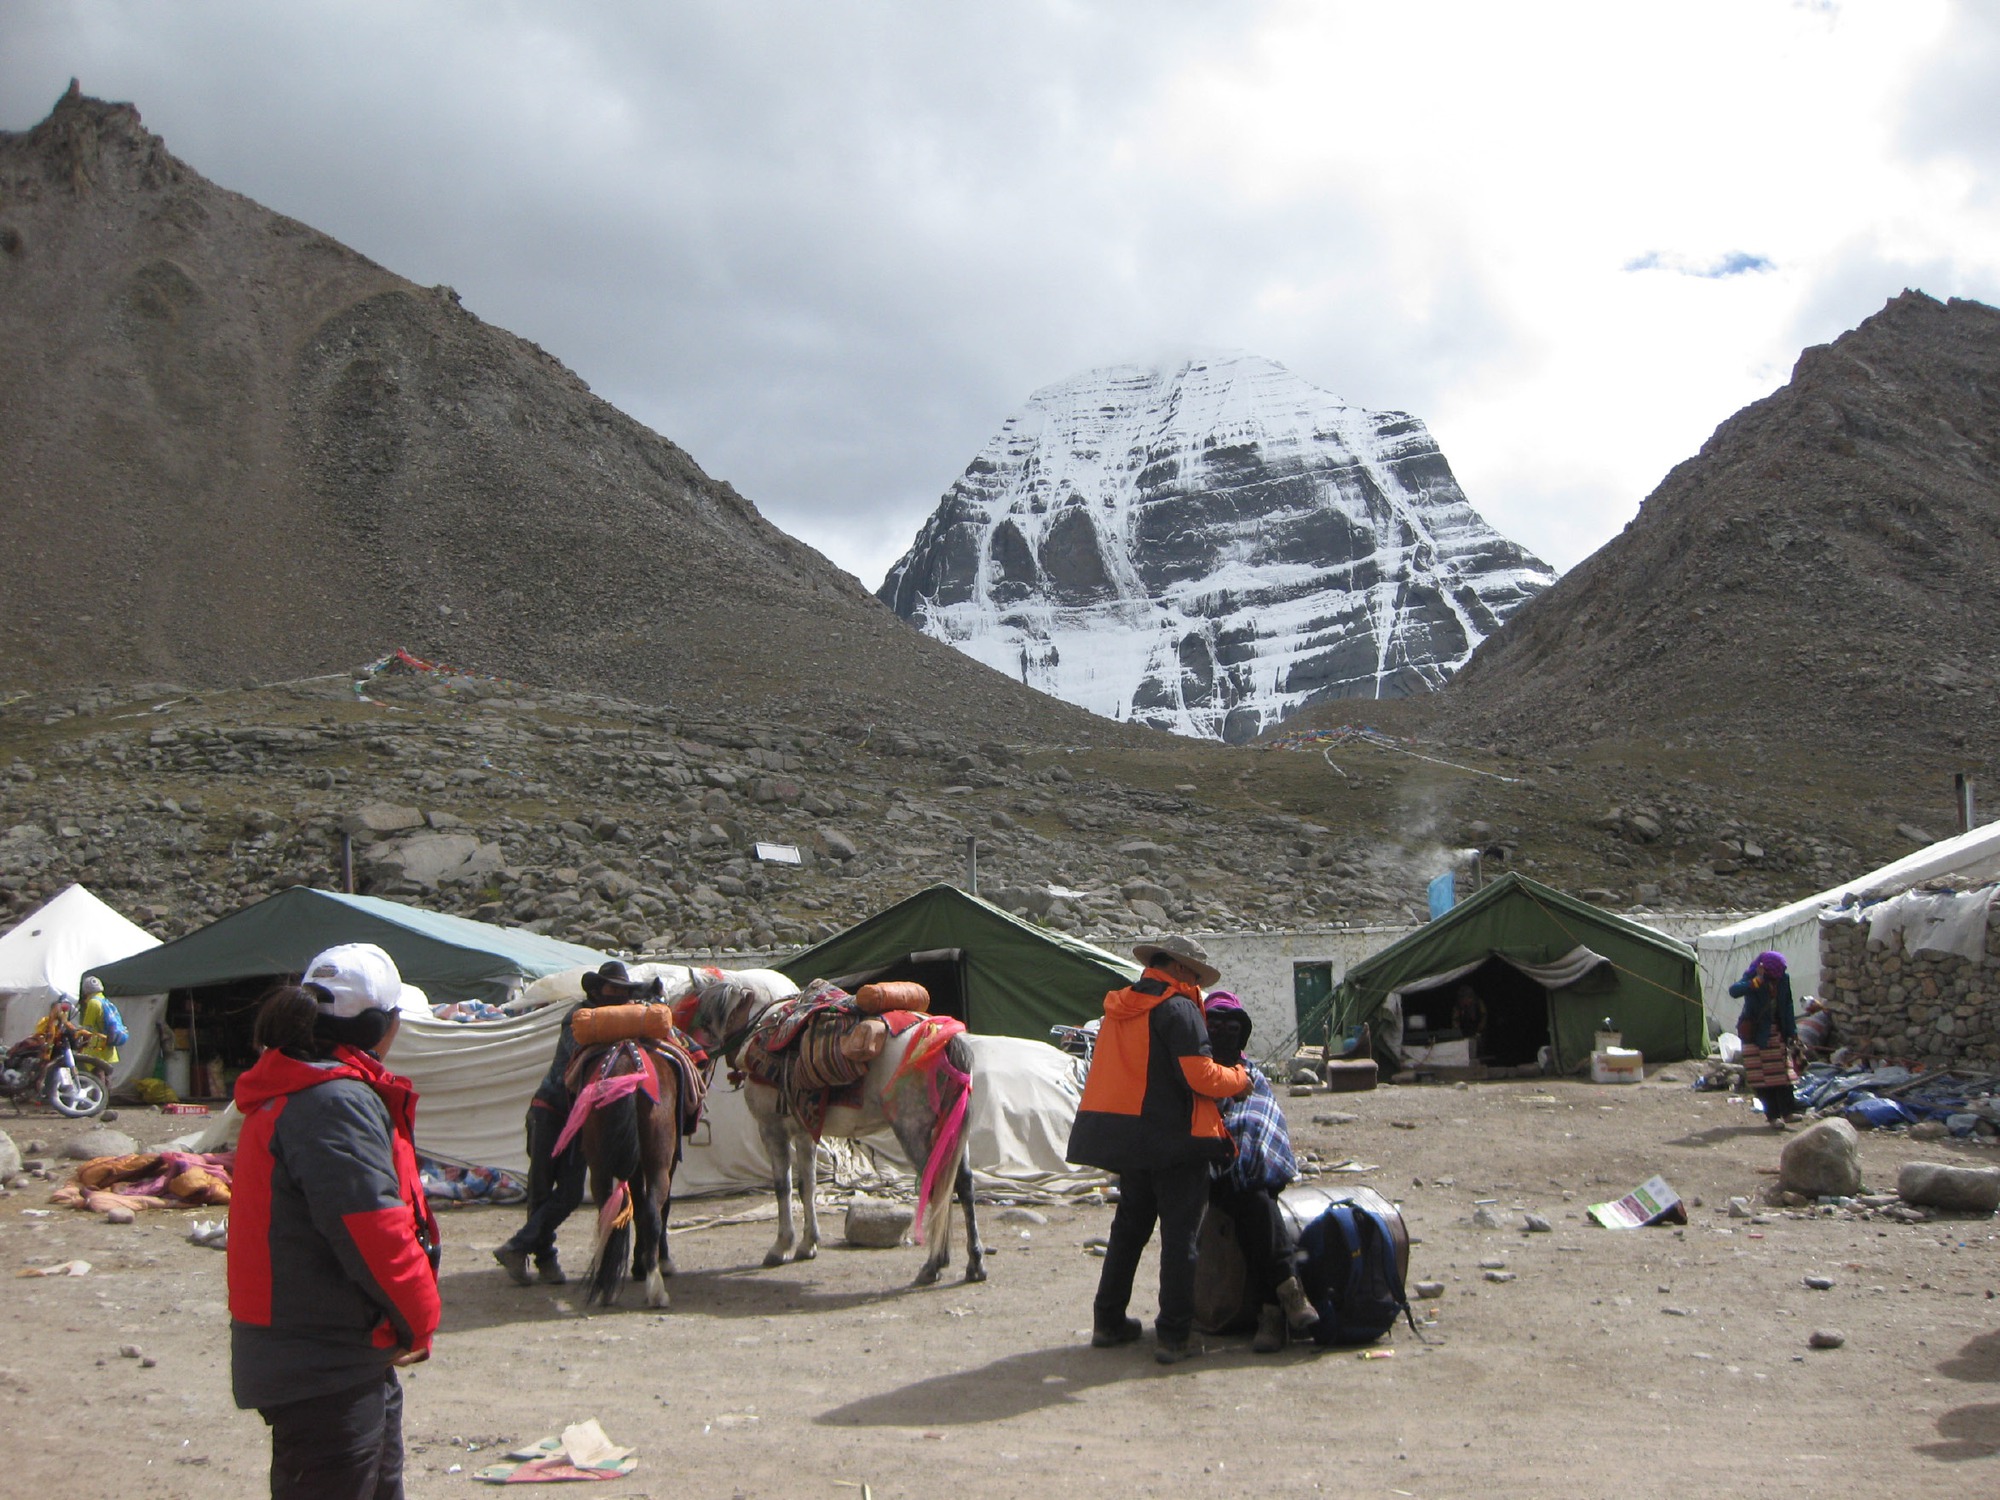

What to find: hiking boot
left=536, top=1255, right=568, bottom=1286
left=1154, top=1336, right=1195, bottom=1365
left=1252, top=1304, right=1286, bottom=1354
left=492, top=1246, right=533, bottom=1286
left=1091, top=1316, right=1142, bottom=1348
left=1276, top=1275, right=1320, bottom=1330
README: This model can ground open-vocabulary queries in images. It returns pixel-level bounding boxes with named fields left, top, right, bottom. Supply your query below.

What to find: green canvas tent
left=93, top=886, right=608, bottom=1007
left=1326, top=872, right=1705, bottom=1072
left=779, top=884, right=1140, bottom=1039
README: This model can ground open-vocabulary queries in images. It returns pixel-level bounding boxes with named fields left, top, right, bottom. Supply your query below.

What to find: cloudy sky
left=7, top=1, right=1999, bottom=588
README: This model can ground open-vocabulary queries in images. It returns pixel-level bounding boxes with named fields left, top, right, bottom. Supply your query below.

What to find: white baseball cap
left=303, top=943, right=404, bottom=1018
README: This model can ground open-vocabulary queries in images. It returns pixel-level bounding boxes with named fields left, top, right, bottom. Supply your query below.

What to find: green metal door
left=1293, top=961, right=1334, bottom=1048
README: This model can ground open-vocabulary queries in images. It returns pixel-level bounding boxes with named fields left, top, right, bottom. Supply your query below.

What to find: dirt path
left=4, top=1077, right=1997, bottom=1498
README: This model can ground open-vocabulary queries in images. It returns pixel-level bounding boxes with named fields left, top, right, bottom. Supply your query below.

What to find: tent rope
left=1513, top=887, right=1705, bottom=1011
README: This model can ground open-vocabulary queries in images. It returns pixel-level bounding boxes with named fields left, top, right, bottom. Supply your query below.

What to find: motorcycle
left=2, top=1013, right=112, bottom=1118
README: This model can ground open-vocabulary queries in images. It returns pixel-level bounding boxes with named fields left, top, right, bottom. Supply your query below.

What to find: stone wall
left=1819, top=907, right=2000, bottom=1070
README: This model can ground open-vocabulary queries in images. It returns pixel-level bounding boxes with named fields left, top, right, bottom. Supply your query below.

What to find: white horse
left=683, top=972, right=987, bottom=1286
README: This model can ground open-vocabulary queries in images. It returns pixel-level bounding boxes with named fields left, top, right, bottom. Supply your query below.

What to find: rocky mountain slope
left=0, top=85, right=1138, bottom=748
left=2, top=659, right=1939, bottom=963
left=880, top=354, right=1553, bottom=742
left=1443, top=291, right=2000, bottom=781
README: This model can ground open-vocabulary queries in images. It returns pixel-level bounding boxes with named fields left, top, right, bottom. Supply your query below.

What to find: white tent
left=1696, top=819, right=2000, bottom=1034
left=0, top=884, right=165, bottom=1090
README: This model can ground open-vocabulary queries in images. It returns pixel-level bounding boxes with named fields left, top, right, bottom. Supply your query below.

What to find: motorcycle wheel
left=46, top=1065, right=108, bottom=1119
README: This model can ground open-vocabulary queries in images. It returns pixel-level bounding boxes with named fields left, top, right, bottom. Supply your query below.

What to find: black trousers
left=262, top=1370, right=403, bottom=1500
left=1094, top=1159, right=1210, bottom=1343
left=1211, top=1177, right=1297, bottom=1304
left=501, top=1100, right=585, bottom=1260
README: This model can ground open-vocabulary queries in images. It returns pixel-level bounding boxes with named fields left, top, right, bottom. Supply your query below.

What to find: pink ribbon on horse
left=883, top=1016, right=972, bottom=1245
left=553, top=1047, right=660, bottom=1157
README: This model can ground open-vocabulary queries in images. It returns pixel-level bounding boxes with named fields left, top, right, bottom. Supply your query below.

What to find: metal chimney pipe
left=964, top=835, right=978, bottom=896
left=1956, top=773, right=1976, bottom=834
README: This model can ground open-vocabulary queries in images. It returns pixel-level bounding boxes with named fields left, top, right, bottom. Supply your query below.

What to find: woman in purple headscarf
left=1729, top=950, right=1800, bottom=1127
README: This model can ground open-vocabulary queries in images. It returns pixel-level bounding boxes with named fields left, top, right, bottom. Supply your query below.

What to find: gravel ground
left=4, top=1075, right=1998, bottom=1499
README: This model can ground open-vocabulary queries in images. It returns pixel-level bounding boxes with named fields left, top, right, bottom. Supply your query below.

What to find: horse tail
left=597, top=1083, right=643, bottom=1184
left=584, top=1180, right=633, bottom=1307
left=915, top=1031, right=975, bottom=1247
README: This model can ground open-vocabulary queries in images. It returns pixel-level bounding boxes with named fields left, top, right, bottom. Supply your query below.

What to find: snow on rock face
left=879, top=354, right=1555, bottom=742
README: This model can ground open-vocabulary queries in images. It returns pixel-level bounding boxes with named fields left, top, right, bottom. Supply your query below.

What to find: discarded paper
left=1586, top=1175, right=1687, bottom=1229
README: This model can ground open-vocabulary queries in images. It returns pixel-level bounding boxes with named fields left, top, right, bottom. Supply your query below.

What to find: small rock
left=119, top=1344, right=143, bottom=1359
left=1808, top=1329, right=1846, bottom=1349
left=1478, top=1257, right=1507, bottom=1270
left=1803, top=1275, right=1834, bottom=1291
left=1523, top=1213, right=1553, bottom=1233
left=1484, top=1270, right=1516, bottom=1283
left=1472, top=1206, right=1502, bottom=1229
left=140, top=1356, right=156, bottom=1369
left=1661, top=1306, right=1691, bottom=1317
left=1313, top=1112, right=1359, bottom=1126
left=843, top=1198, right=914, bottom=1249
left=1413, top=1281, right=1445, bottom=1299
left=995, top=1208, right=1048, bottom=1226
left=1897, top=1160, right=2000, bottom=1213
left=1909, top=1120, right=1949, bottom=1142
left=1726, top=1196, right=1752, bottom=1219
left=1289, top=1084, right=1317, bottom=1098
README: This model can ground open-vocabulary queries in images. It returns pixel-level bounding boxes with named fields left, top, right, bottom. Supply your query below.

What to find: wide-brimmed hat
left=1133, top=935, right=1219, bottom=988
left=581, top=960, right=665, bottom=1003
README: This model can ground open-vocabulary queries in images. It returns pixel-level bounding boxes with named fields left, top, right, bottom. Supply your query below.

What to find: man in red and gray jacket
left=230, top=943, right=441, bottom=1500
left=1066, top=934, right=1247, bottom=1364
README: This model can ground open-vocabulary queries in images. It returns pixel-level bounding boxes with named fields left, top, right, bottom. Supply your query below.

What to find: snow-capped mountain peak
left=880, top=354, right=1554, bottom=742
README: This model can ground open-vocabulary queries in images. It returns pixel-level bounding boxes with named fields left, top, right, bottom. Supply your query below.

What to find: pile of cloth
left=1796, top=1062, right=2000, bottom=1136
left=418, top=1157, right=527, bottom=1205
left=53, top=1151, right=234, bottom=1220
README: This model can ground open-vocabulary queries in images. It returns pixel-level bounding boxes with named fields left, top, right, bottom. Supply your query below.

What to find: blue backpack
left=92, top=995, right=130, bottom=1048
left=1292, top=1196, right=1419, bottom=1346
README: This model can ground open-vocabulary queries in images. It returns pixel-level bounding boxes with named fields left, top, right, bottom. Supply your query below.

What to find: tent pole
left=964, top=835, right=978, bottom=897
left=341, top=834, right=355, bottom=894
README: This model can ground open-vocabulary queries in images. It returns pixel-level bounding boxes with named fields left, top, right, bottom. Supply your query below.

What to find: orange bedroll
left=571, top=1003, right=676, bottom=1045
left=855, top=981, right=930, bottom=1015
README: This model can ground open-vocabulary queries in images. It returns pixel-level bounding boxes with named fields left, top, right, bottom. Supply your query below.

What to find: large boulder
left=341, top=803, right=425, bottom=838
left=362, top=833, right=506, bottom=891
left=844, top=1198, right=913, bottom=1248
left=63, top=1126, right=139, bottom=1160
left=1778, top=1118, right=1863, bottom=1198
left=1897, top=1160, right=2000, bottom=1213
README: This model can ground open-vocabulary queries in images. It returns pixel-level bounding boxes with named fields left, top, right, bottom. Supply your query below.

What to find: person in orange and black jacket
left=229, top=943, right=441, bottom=1500
left=1066, top=934, right=1249, bottom=1364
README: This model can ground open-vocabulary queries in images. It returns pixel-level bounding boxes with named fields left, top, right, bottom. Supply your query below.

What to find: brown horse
left=572, top=1038, right=690, bottom=1308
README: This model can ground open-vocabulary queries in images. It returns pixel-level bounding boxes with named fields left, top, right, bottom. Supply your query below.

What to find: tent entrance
left=828, top=947, right=970, bottom=1024
left=1404, top=955, right=1551, bottom=1069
